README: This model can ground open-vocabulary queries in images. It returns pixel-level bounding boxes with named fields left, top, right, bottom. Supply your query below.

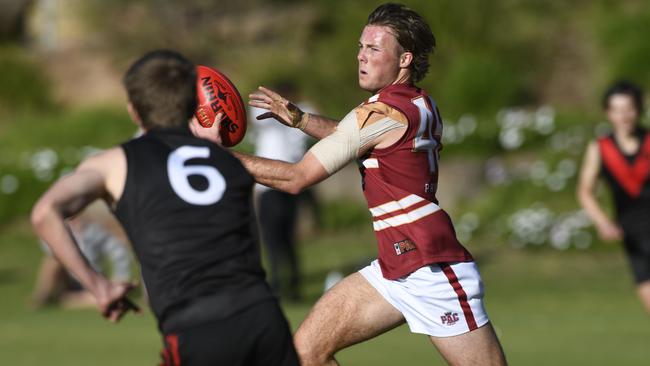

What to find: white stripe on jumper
left=369, top=194, right=424, bottom=217
left=362, top=158, right=379, bottom=169
left=372, top=202, right=440, bottom=231
left=367, top=94, right=379, bottom=103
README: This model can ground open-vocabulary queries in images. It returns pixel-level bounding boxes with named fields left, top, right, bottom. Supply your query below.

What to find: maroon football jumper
left=358, top=83, right=473, bottom=280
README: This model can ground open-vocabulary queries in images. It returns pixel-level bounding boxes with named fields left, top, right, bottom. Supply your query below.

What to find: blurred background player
left=196, top=3, right=507, bottom=365
left=31, top=214, right=132, bottom=309
left=577, top=81, right=650, bottom=314
left=250, top=80, right=320, bottom=301
left=31, top=49, right=299, bottom=366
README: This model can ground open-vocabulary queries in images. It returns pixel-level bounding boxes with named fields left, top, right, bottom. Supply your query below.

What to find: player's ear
left=126, top=102, right=144, bottom=129
left=399, top=51, right=413, bottom=69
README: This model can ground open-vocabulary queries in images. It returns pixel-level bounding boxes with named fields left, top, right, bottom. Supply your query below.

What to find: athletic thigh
left=430, top=322, right=507, bottom=366
left=294, top=272, right=405, bottom=356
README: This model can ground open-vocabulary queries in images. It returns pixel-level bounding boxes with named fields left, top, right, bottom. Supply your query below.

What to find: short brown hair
left=124, top=50, right=197, bottom=129
left=367, top=3, right=436, bottom=83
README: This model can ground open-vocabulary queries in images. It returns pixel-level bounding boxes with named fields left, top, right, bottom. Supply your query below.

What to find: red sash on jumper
left=599, top=134, right=650, bottom=198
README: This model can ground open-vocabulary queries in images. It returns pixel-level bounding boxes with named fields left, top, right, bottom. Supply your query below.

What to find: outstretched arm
left=576, top=141, right=623, bottom=241
left=31, top=152, right=140, bottom=322
left=197, top=101, right=407, bottom=195
left=231, top=102, right=408, bottom=194
left=193, top=113, right=333, bottom=193
left=233, top=151, right=329, bottom=194
left=249, top=86, right=339, bottom=140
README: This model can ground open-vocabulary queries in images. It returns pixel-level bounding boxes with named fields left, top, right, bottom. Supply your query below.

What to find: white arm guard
left=309, top=110, right=359, bottom=174
left=309, top=109, right=405, bottom=174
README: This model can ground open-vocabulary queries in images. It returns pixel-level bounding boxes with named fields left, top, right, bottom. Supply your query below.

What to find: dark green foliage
left=0, top=46, right=55, bottom=113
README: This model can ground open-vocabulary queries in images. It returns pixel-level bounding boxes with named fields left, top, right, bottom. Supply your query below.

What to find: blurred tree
left=594, top=0, right=650, bottom=89
left=0, top=0, right=32, bottom=43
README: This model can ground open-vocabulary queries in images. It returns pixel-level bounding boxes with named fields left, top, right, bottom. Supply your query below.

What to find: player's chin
left=358, top=79, right=375, bottom=93
left=623, top=120, right=638, bottom=131
left=614, top=120, right=636, bottom=135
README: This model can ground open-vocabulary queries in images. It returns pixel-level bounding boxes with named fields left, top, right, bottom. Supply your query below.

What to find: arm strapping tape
left=309, top=109, right=405, bottom=174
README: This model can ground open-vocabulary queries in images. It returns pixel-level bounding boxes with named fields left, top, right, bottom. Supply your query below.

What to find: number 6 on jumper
left=167, top=146, right=226, bottom=205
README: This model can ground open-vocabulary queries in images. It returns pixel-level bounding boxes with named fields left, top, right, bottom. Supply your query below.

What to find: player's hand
left=249, top=86, right=306, bottom=128
left=93, top=279, right=142, bottom=323
left=189, top=113, right=224, bottom=145
left=596, top=220, right=623, bottom=241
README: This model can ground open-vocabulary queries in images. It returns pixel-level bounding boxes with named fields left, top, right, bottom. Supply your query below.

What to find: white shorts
left=359, top=260, right=489, bottom=337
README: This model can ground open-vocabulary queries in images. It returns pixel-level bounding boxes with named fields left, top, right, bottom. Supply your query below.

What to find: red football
left=195, top=65, right=247, bottom=147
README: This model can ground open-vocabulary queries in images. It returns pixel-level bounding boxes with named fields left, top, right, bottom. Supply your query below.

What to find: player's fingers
left=116, top=305, right=131, bottom=323
left=189, top=116, right=200, bottom=127
left=248, top=93, right=271, bottom=103
left=214, top=112, right=224, bottom=125
left=99, top=299, right=115, bottom=318
left=258, top=86, right=283, bottom=101
left=189, top=118, right=201, bottom=134
left=108, top=304, right=122, bottom=323
left=100, top=305, right=111, bottom=318
left=113, top=299, right=136, bottom=323
left=248, top=100, right=271, bottom=109
left=209, top=113, right=223, bottom=144
left=111, top=309, right=128, bottom=323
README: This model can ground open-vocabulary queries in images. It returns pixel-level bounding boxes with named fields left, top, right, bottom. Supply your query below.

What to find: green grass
left=1, top=219, right=649, bottom=365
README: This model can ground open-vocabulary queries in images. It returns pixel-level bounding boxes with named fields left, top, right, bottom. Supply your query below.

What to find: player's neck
left=392, top=71, right=412, bottom=87
left=370, top=74, right=413, bottom=94
left=613, top=126, right=639, bottom=141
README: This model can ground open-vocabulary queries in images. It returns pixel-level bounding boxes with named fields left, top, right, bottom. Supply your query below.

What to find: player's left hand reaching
left=93, top=279, right=141, bottom=323
left=249, top=86, right=308, bottom=129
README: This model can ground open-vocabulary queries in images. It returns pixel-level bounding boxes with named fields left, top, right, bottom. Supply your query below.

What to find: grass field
left=1, top=219, right=649, bottom=365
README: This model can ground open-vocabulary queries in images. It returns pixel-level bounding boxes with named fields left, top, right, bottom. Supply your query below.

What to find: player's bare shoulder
left=77, top=146, right=125, bottom=173
left=584, top=140, right=601, bottom=164
left=578, top=140, right=602, bottom=186
left=77, top=146, right=127, bottom=205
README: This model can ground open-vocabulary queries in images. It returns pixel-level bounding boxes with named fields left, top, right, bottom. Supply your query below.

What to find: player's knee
left=636, top=282, right=650, bottom=313
left=639, top=293, right=650, bottom=313
left=293, top=331, right=334, bottom=365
